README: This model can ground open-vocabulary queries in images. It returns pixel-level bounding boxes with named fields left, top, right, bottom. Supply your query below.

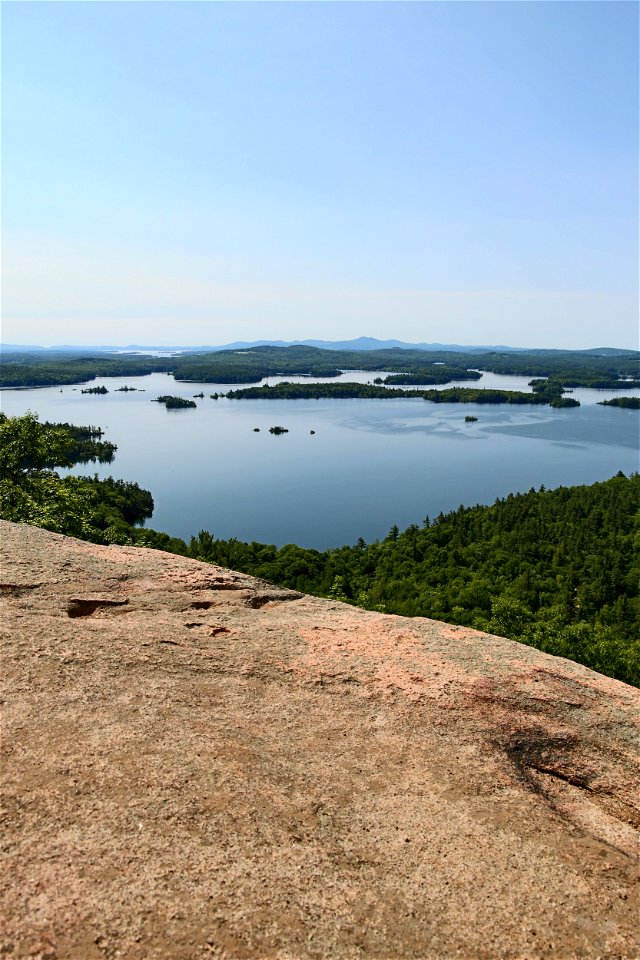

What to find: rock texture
left=1, top=520, right=639, bottom=960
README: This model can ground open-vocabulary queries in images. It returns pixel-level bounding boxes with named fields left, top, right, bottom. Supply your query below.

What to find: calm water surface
left=2, top=371, right=638, bottom=548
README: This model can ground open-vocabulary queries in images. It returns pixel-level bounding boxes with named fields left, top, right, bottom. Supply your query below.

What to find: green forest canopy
left=598, top=397, right=640, bottom=409
left=0, top=412, right=153, bottom=541
left=224, top=381, right=580, bottom=406
left=0, top=412, right=638, bottom=687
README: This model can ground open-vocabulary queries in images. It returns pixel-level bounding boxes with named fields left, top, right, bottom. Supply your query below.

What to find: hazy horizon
left=2, top=2, right=638, bottom=350
left=2, top=335, right=638, bottom=353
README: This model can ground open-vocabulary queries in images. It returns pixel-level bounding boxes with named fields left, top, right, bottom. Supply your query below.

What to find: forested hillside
left=2, top=343, right=638, bottom=388
left=0, top=413, right=153, bottom=540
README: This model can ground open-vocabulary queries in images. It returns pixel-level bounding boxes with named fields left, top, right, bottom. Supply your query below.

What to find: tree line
left=0, top=413, right=152, bottom=541
left=225, top=381, right=580, bottom=406
left=598, top=397, right=640, bottom=409
left=1, top=343, right=638, bottom=388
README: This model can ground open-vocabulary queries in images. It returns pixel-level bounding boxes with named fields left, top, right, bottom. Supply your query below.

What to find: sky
left=2, top=1, right=638, bottom=349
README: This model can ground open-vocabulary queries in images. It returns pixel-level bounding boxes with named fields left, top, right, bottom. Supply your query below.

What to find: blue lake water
left=2, top=371, right=638, bottom=549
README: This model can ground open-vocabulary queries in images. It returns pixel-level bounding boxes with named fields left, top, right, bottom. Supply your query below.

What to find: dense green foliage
left=528, top=379, right=581, bottom=407
left=598, top=397, right=640, bottom=409
left=380, top=368, right=482, bottom=385
left=225, top=381, right=579, bottom=406
left=81, top=385, right=108, bottom=395
left=470, top=351, right=639, bottom=380
left=1, top=413, right=78, bottom=479
left=0, top=354, right=170, bottom=387
left=227, top=382, right=426, bottom=399
left=2, top=344, right=638, bottom=389
left=152, top=395, right=197, bottom=409
left=565, top=378, right=640, bottom=389
left=41, top=422, right=116, bottom=464
left=423, top=387, right=578, bottom=406
left=0, top=414, right=152, bottom=542
left=548, top=396, right=582, bottom=408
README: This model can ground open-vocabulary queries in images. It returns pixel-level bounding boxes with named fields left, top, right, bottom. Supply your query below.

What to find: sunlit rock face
left=2, top=519, right=639, bottom=960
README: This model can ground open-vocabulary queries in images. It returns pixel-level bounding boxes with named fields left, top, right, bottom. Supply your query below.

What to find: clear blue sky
left=2, top=1, right=638, bottom=348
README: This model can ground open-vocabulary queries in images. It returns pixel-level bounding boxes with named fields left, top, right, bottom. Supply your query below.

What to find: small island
left=383, top=369, right=482, bottom=385
left=152, top=395, right=197, bottom=409
left=115, top=386, right=139, bottom=392
left=597, top=397, right=640, bottom=409
left=269, top=425, right=289, bottom=434
left=465, top=415, right=478, bottom=422
left=81, top=385, right=108, bottom=395
left=549, top=396, right=581, bottom=408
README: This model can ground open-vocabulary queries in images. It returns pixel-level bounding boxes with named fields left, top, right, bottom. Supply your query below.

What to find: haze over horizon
left=2, top=2, right=638, bottom=350
left=2, top=336, right=638, bottom=355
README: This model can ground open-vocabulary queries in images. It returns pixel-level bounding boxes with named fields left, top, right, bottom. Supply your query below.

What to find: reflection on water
left=1, top=372, right=638, bottom=549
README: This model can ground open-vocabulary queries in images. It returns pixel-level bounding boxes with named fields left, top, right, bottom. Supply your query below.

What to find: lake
left=2, top=371, right=639, bottom=549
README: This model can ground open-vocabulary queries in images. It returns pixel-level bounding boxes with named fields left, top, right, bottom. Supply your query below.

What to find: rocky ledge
left=1, top=520, right=639, bottom=959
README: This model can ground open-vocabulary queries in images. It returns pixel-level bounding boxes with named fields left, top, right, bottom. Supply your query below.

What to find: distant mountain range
left=211, top=337, right=521, bottom=352
left=2, top=337, right=636, bottom=356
